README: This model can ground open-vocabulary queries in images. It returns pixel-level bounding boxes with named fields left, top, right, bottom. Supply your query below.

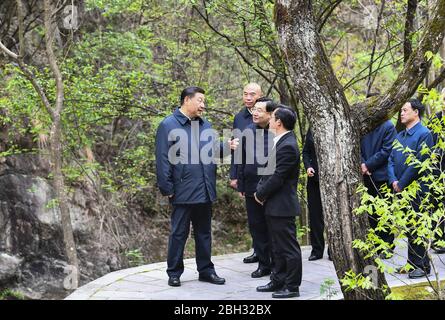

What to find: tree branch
left=404, top=0, right=418, bottom=64
left=316, top=0, right=343, bottom=33
left=354, top=0, right=445, bottom=134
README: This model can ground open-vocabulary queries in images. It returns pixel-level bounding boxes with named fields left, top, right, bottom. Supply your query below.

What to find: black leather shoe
left=408, top=268, right=430, bottom=279
left=256, top=281, right=283, bottom=292
left=251, top=268, right=271, bottom=278
left=308, top=254, right=322, bottom=261
left=168, top=276, right=181, bottom=287
left=198, top=273, right=225, bottom=285
left=243, top=252, right=259, bottom=263
left=272, top=287, right=300, bottom=299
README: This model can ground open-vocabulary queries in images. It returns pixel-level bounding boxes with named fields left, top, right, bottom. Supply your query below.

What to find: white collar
left=273, top=131, right=290, bottom=146
left=179, top=108, right=192, bottom=121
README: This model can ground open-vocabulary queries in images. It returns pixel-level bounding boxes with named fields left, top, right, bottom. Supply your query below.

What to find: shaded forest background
left=0, top=0, right=444, bottom=298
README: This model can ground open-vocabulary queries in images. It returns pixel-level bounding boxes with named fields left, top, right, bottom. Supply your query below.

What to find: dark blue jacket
left=302, top=129, right=319, bottom=181
left=361, top=120, right=397, bottom=182
left=230, top=107, right=253, bottom=179
left=155, top=108, right=226, bottom=205
left=429, top=111, right=445, bottom=174
left=388, top=121, right=434, bottom=190
left=237, top=123, right=274, bottom=195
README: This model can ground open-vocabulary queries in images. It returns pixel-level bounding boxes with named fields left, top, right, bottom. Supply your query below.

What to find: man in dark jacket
left=428, top=88, right=445, bottom=254
left=388, top=99, right=434, bottom=279
left=361, top=120, right=397, bottom=257
left=231, top=82, right=262, bottom=263
left=302, top=128, right=326, bottom=261
left=237, top=97, right=276, bottom=278
left=254, top=106, right=302, bottom=298
left=155, top=86, right=238, bottom=287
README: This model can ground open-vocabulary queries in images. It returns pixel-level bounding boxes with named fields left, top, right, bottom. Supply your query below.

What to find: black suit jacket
left=302, top=128, right=319, bottom=181
left=256, top=131, right=301, bottom=217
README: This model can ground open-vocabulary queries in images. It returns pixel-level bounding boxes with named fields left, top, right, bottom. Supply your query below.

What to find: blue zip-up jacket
left=237, top=123, right=274, bottom=195
left=388, top=121, right=434, bottom=190
left=230, top=107, right=253, bottom=179
left=155, top=108, right=227, bottom=204
left=429, top=111, right=445, bottom=174
left=361, top=120, right=397, bottom=182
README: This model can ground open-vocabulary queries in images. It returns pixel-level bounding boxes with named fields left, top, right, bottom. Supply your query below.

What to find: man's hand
left=307, top=167, right=315, bottom=177
left=254, top=192, right=264, bottom=205
left=229, top=138, right=240, bottom=150
left=239, top=192, right=245, bottom=198
left=392, top=181, right=401, bottom=193
left=230, top=179, right=238, bottom=189
left=361, top=163, right=371, bottom=176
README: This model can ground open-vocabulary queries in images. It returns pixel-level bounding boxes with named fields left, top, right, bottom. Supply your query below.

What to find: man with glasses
left=237, top=97, right=277, bottom=278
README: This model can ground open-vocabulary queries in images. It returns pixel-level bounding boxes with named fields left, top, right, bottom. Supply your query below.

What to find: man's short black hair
left=274, top=106, right=296, bottom=131
left=180, top=86, right=205, bottom=106
left=255, top=97, right=278, bottom=113
left=265, top=101, right=279, bottom=113
left=408, top=98, right=425, bottom=117
left=255, top=96, right=273, bottom=103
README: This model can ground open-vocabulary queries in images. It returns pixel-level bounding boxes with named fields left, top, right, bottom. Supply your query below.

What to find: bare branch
left=365, top=0, right=386, bottom=96
left=44, top=0, right=63, bottom=117
left=316, top=0, right=343, bottom=32
left=404, top=0, right=418, bottom=64
left=0, top=39, right=18, bottom=59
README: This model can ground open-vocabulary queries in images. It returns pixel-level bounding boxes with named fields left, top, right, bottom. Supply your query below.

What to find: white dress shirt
left=272, top=131, right=290, bottom=148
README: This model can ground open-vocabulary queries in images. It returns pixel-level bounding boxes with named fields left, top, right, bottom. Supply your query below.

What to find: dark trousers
left=403, top=194, right=430, bottom=270
left=307, top=178, right=325, bottom=256
left=364, top=176, right=394, bottom=246
left=266, top=215, right=302, bottom=289
left=245, top=196, right=271, bottom=269
left=167, top=203, right=215, bottom=277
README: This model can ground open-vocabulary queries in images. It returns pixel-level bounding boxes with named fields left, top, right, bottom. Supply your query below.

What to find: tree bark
left=274, top=0, right=445, bottom=299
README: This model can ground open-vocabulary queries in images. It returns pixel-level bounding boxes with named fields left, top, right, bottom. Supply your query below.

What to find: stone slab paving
left=66, top=244, right=445, bottom=300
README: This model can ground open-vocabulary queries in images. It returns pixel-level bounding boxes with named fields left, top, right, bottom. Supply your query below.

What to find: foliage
left=125, top=248, right=146, bottom=267
left=320, top=278, right=339, bottom=300
left=0, top=289, right=25, bottom=300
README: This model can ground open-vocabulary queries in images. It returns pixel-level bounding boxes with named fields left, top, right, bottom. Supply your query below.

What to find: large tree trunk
left=275, top=0, right=445, bottom=300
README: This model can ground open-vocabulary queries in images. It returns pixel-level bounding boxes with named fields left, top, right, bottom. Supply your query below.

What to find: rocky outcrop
left=0, top=154, right=150, bottom=299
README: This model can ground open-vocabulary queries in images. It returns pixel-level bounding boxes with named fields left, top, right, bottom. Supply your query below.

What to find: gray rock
left=0, top=253, right=22, bottom=284
left=0, top=154, right=161, bottom=299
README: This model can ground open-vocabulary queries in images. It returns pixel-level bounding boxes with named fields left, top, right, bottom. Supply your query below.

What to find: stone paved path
left=66, top=245, right=445, bottom=300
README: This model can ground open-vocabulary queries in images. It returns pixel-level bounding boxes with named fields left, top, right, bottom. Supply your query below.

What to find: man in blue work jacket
left=155, top=86, right=239, bottom=287
left=388, top=99, right=434, bottom=279
left=231, top=82, right=263, bottom=264
left=361, top=120, right=397, bottom=258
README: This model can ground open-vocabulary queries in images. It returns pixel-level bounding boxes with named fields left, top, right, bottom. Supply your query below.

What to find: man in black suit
left=254, top=106, right=302, bottom=299
left=302, top=128, right=326, bottom=261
